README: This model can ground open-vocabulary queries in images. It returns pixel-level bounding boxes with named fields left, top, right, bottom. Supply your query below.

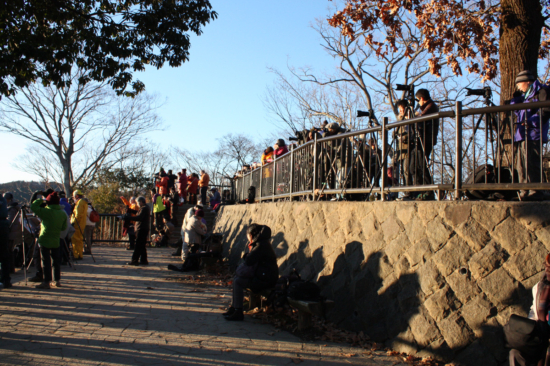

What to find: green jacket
left=30, top=199, right=68, bottom=248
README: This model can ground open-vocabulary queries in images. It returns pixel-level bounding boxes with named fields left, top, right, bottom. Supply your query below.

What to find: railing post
left=272, top=155, right=277, bottom=202
left=289, top=145, right=294, bottom=201
left=241, top=174, right=244, bottom=202
left=312, top=134, right=318, bottom=197
left=259, top=164, right=263, bottom=202
left=455, top=101, right=463, bottom=200
left=381, top=117, right=388, bottom=201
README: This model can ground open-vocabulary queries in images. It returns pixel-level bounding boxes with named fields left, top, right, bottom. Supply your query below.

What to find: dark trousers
left=509, top=348, right=547, bottom=366
left=516, top=140, right=542, bottom=185
left=40, top=246, right=61, bottom=282
left=200, top=187, right=207, bottom=206
left=232, top=276, right=253, bottom=309
left=0, top=222, right=11, bottom=285
left=132, top=232, right=148, bottom=263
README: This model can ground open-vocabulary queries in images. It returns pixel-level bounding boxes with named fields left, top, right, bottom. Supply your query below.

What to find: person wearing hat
left=273, top=139, right=288, bottom=158
left=70, top=189, right=88, bottom=260
left=511, top=70, right=550, bottom=201
left=30, top=191, right=68, bottom=289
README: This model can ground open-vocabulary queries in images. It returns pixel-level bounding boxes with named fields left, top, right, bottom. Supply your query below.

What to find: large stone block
left=405, top=215, right=427, bottom=244
left=385, top=232, right=411, bottom=264
left=511, top=203, right=550, bottom=231
left=535, top=226, right=550, bottom=251
left=426, top=217, right=453, bottom=252
left=360, top=212, right=379, bottom=240
left=455, top=218, right=491, bottom=251
left=381, top=214, right=403, bottom=243
left=424, top=285, right=460, bottom=322
left=409, top=307, right=442, bottom=348
left=468, top=242, right=507, bottom=280
left=446, top=269, right=481, bottom=304
left=396, top=203, right=416, bottom=226
left=444, top=204, right=471, bottom=227
left=503, top=241, right=547, bottom=281
left=438, top=312, right=474, bottom=350
left=461, top=294, right=494, bottom=332
left=478, top=268, right=518, bottom=308
left=432, top=235, right=472, bottom=276
left=471, top=203, right=508, bottom=232
left=417, top=202, right=440, bottom=223
left=417, top=260, right=445, bottom=297
left=405, top=238, right=432, bottom=267
left=491, top=217, right=532, bottom=255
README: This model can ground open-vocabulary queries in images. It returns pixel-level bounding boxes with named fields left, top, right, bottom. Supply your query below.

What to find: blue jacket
left=511, top=80, right=550, bottom=142
left=59, top=198, right=73, bottom=217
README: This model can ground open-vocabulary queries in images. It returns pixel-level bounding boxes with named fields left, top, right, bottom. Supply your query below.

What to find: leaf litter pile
left=166, top=264, right=447, bottom=366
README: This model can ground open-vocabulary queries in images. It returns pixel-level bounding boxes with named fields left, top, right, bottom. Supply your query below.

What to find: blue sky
left=0, top=1, right=340, bottom=183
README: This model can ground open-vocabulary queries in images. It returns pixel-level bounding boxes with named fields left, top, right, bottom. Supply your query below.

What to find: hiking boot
left=126, top=261, right=139, bottom=266
left=29, top=274, right=43, bottom=283
left=224, top=308, right=244, bottom=321
left=223, top=306, right=235, bottom=317
left=54, top=281, right=61, bottom=287
left=35, top=282, right=51, bottom=289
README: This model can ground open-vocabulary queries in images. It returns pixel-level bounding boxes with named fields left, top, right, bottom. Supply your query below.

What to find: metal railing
left=232, top=100, right=550, bottom=202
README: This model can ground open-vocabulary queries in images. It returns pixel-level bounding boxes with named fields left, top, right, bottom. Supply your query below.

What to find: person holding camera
left=30, top=191, right=68, bottom=289
left=511, top=70, right=550, bottom=201
left=410, top=89, right=439, bottom=200
left=124, top=196, right=150, bottom=266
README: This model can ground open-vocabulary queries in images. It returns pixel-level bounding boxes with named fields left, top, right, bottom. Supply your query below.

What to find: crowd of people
left=233, top=72, right=550, bottom=202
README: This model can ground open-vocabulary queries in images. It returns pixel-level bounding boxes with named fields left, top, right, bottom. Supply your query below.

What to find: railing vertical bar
left=290, top=145, right=294, bottom=201
left=272, top=155, right=277, bottom=202
left=312, top=134, right=318, bottom=197
left=381, top=117, right=388, bottom=201
left=455, top=101, right=463, bottom=200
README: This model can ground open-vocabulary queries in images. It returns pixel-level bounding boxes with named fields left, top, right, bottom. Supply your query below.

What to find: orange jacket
left=199, top=172, right=210, bottom=187
left=156, top=176, right=169, bottom=195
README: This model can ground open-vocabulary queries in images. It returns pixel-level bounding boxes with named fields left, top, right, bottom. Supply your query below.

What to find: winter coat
left=512, top=80, right=550, bottom=142
left=210, top=191, right=221, bottom=206
left=199, top=173, right=210, bottom=188
left=274, top=146, right=288, bottom=158
left=30, top=199, right=68, bottom=249
left=153, top=195, right=166, bottom=213
left=59, top=198, right=72, bottom=217
left=156, top=176, right=169, bottom=195
left=167, top=174, right=177, bottom=190
left=177, top=174, right=188, bottom=196
left=184, top=215, right=207, bottom=245
left=126, top=205, right=150, bottom=235
left=71, top=198, right=88, bottom=233
left=244, top=225, right=278, bottom=288
left=261, top=151, right=274, bottom=165
left=0, top=196, right=8, bottom=230
left=7, top=201, right=21, bottom=241
left=412, top=100, right=439, bottom=150
left=188, top=177, right=199, bottom=194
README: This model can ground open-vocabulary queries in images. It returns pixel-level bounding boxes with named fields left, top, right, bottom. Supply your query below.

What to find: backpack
left=504, top=314, right=549, bottom=355
left=464, top=164, right=515, bottom=200
left=89, top=209, right=100, bottom=223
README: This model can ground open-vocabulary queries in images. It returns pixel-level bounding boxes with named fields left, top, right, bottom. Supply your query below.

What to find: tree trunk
left=499, top=0, right=544, bottom=103
left=499, top=0, right=544, bottom=165
left=62, top=158, right=72, bottom=195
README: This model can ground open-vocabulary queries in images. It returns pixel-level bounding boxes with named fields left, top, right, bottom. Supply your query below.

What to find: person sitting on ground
left=273, top=139, right=288, bottom=158
left=172, top=204, right=203, bottom=257
left=209, top=188, right=221, bottom=209
left=509, top=253, right=550, bottom=365
left=30, top=191, right=68, bottom=289
left=183, top=209, right=207, bottom=256
left=261, top=147, right=274, bottom=165
left=124, top=196, right=150, bottom=266
left=223, top=224, right=278, bottom=321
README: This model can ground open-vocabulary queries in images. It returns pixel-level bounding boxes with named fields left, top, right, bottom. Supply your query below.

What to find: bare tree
left=0, top=69, right=163, bottom=193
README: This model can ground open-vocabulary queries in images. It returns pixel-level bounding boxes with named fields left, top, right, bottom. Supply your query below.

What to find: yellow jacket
left=71, top=198, right=88, bottom=231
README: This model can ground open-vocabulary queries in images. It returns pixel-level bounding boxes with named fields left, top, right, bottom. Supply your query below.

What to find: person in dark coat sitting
left=223, top=224, right=278, bottom=321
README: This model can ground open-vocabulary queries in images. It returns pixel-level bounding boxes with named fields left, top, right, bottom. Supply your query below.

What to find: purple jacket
left=59, top=198, right=73, bottom=217
left=511, top=80, right=550, bottom=142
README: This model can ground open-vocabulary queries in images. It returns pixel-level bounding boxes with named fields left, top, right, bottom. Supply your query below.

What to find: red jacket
left=274, top=146, right=288, bottom=158
left=188, top=177, right=199, bottom=194
left=156, top=176, right=169, bottom=195
left=177, top=174, right=188, bottom=195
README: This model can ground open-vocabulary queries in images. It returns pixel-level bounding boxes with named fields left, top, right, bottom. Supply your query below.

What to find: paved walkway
left=0, top=246, right=406, bottom=365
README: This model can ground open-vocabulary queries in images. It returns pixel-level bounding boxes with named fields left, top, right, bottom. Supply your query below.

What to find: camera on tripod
left=466, top=86, right=492, bottom=101
left=396, top=84, right=414, bottom=92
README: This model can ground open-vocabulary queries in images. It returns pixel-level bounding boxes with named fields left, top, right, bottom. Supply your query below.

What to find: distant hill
left=0, top=181, right=63, bottom=205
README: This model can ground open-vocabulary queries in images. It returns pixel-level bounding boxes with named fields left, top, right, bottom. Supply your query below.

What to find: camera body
left=396, top=84, right=413, bottom=92
left=466, top=86, right=492, bottom=101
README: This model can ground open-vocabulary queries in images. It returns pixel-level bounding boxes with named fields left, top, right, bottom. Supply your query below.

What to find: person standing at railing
left=70, top=190, right=88, bottom=260
left=188, top=173, right=199, bottom=205
left=322, top=123, right=350, bottom=199
left=177, top=169, right=188, bottom=204
left=261, top=147, right=274, bottom=165
left=410, top=89, right=439, bottom=201
left=199, top=170, right=210, bottom=206
left=393, top=100, right=412, bottom=199
left=155, top=169, right=169, bottom=196
left=273, top=139, right=288, bottom=158
left=124, top=196, right=150, bottom=266
left=511, top=70, right=550, bottom=201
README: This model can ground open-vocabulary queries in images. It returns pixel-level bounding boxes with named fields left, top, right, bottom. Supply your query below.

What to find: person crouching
left=223, top=224, right=278, bottom=321
left=30, top=191, right=68, bottom=289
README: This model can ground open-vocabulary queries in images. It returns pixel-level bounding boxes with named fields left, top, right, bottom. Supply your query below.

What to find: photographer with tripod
left=30, top=191, right=68, bottom=289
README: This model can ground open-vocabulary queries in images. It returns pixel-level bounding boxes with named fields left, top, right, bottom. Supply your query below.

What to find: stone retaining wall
left=213, top=201, right=550, bottom=365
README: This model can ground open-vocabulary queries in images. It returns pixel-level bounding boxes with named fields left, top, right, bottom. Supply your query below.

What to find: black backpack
left=248, top=186, right=256, bottom=202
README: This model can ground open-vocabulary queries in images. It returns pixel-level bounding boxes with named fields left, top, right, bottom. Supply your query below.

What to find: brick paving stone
left=0, top=246, right=409, bottom=366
